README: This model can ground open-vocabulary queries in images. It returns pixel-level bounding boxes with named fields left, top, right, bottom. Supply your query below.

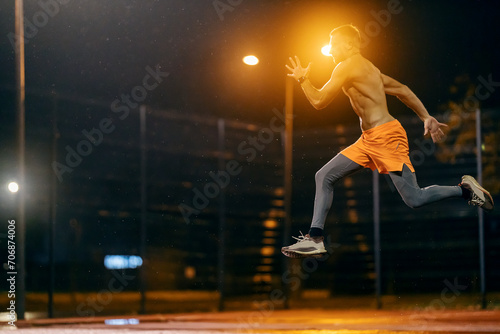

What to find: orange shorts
left=341, top=119, right=415, bottom=174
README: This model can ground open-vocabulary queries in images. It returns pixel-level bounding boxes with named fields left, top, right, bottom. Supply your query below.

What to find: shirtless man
left=281, top=24, right=494, bottom=258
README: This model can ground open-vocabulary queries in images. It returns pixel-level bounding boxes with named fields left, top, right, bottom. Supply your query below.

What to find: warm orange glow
left=260, top=246, right=275, bottom=257
left=262, top=238, right=275, bottom=245
left=243, top=55, right=259, bottom=65
left=184, top=266, right=196, bottom=279
left=256, top=265, right=273, bottom=272
left=263, top=219, right=278, bottom=229
left=252, top=273, right=272, bottom=283
left=321, top=44, right=331, bottom=56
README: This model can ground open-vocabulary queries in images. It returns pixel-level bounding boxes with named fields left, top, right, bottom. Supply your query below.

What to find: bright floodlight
left=8, top=182, right=19, bottom=193
left=243, top=55, right=259, bottom=66
left=321, top=45, right=331, bottom=56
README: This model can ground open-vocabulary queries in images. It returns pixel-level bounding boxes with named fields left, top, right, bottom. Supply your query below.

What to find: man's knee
left=401, top=194, right=424, bottom=209
left=315, top=169, right=326, bottom=184
left=315, top=169, right=337, bottom=188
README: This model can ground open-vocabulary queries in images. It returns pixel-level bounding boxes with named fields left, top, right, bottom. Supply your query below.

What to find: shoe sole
left=281, top=249, right=327, bottom=259
left=462, top=175, right=494, bottom=211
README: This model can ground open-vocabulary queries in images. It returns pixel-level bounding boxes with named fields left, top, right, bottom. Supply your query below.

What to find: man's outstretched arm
left=381, top=73, right=448, bottom=142
left=286, top=56, right=348, bottom=110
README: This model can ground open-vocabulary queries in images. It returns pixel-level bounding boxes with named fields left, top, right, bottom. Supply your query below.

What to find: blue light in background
left=104, top=255, right=143, bottom=269
left=104, top=318, right=140, bottom=325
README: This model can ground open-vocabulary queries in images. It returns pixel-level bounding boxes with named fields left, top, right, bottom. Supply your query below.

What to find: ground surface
left=3, top=309, right=500, bottom=333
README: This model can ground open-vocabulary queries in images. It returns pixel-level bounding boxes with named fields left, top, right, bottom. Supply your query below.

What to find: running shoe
left=460, top=175, right=494, bottom=212
left=281, top=231, right=327, bottom=258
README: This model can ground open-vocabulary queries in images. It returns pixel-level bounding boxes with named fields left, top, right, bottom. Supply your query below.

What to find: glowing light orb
left=321, top=45, right=331, bottom=56
left=243, top=55, right=259, bottom=66
left=8, top=182, right=19, bottom=193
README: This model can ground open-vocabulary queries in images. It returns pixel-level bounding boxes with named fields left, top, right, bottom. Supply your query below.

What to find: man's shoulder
left=338, top=55, right=379, bottom=80
left=357, top=55, right=379, bottom=70
left=339, top=54, right=375, bottom=70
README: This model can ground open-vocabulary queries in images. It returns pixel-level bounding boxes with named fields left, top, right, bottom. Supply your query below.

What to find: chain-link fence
left=1, top=88, right=499, bottom=316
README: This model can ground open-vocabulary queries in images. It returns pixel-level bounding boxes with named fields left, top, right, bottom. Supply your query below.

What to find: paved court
left=6, top=309, right=500, bottom=333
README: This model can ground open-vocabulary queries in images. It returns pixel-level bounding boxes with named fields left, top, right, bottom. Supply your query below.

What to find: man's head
left=329, top=24, right=361, bottom=63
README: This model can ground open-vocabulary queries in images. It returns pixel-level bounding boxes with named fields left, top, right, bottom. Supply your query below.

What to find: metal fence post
left=217, top=119, right=226, bottom=311
left=48, top=95, right=59, bottom=318
left=475, top=108, right=486, bottom=309
left=282, top=76, right=294, bottom=309
left=139, top=105, right=148, bottom=313
left=373, top=170, right=382, bottom=309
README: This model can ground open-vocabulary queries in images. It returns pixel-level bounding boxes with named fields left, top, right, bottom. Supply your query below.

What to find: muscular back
left=341, top=55, right=395, bottom=131
left=288, top=40, right=440, bottom=140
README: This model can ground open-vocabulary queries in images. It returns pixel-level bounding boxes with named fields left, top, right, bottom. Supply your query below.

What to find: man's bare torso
left=340, top=54, right=395, bottom=131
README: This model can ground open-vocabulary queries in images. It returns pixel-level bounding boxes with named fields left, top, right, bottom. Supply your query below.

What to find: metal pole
left=372, top=170, right=382, bottom=309
left=475, top=108, right=486, bottom=309
left=48, top=96, right=59, bottom=318
left=217, top=118, right=226, bottom=311
left=283, top=76, right=294, bottom=309
left=139, top=105, right=147, bottom=313
left=15, top=0, right=26, bottom=320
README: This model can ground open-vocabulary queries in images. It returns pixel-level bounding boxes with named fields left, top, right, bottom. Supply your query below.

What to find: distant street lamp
left=321, top=45, right=331, bottom=56
left=242, top=55, right=259, bottom=66
left=8, top=182, right=19, bottom=193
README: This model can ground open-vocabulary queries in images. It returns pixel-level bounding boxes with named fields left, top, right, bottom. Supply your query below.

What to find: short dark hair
left=330, top=24, right=361, bottom=48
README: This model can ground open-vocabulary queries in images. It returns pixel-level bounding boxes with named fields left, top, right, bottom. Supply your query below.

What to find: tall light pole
left=475, top=108, right=486, bottom=309
left=139, top=105, right=149, bottom=314
left=217, top=118, right=226, bottom=311
left=282, top=76, right=294, bottom=308
left=372, top=170, right=381, bottom=309
left=242, top=54, right=294, bottom=307
left=15, top=0, right=26, bottom=320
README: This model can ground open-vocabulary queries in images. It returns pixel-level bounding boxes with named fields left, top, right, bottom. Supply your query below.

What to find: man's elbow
left=311, top=98, right=329, bottom=110
left=312, top=103, right=325, bottom=110
left=398, top=85, right=413, bottom=99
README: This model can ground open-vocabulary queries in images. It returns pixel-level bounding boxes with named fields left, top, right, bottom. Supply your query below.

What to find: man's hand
left=424, top=116, right=448, bottom=143
left=286, top=56, right=311, bottom=81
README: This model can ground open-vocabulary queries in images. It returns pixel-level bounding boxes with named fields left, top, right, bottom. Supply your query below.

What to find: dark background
left=1, top=0, right=499, bottom=125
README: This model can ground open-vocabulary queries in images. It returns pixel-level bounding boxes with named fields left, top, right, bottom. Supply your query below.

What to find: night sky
left=1, top=0, right=499, bottom=129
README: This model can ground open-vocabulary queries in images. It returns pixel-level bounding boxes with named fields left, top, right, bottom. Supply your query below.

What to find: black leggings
left=310, top=153, right=462, bottom=229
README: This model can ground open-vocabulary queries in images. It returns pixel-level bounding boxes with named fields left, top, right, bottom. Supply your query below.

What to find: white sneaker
left=281, top=232, right=327, bottom=258
left=460, top=175, right=494, bottom=212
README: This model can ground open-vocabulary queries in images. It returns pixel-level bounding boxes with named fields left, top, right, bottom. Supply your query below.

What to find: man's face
left=329, top=34, right=349, bottom=63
